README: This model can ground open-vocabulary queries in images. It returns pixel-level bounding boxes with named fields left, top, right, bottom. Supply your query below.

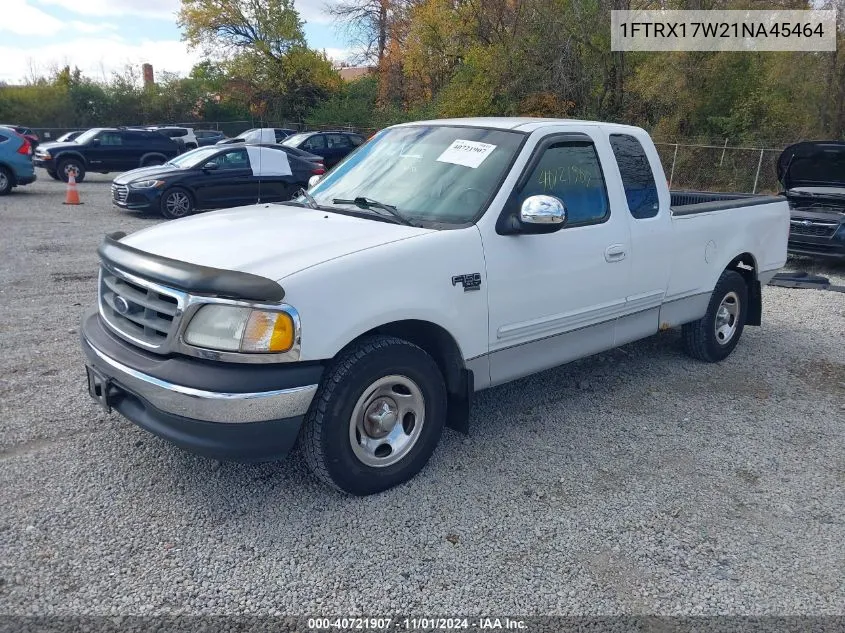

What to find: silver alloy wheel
left=165, top=191, right=191, bottom=217
left=349, top=374, right=425, bottom=468
left=0, top=171, right=8, bottom=192
left=714, top=290, right=740, bottom=345
left=63, top=163, right=78, bottom=178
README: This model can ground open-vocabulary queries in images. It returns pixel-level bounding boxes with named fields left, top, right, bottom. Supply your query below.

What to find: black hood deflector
left=98, top=232, right=285, bottom=303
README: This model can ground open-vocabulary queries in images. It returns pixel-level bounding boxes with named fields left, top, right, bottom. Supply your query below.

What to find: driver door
left=191, top=148, right=254, bottom=208
left=482, top=131, right=632, bottom=386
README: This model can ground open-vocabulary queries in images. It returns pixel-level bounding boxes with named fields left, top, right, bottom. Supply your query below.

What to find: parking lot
left=1, top=175, right=844, bottom=616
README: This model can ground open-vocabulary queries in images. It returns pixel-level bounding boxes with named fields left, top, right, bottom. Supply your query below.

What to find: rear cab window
left=609, top=134, right=660, bottom=219
left=517, top=140, right=610, bottom=227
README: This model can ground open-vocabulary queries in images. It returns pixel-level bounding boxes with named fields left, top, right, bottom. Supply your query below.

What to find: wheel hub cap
left=364, top=397, right=398, bottom=438
left=714, top=291, right=739, bottom=345
left=349, top=375, right=426, bottom=468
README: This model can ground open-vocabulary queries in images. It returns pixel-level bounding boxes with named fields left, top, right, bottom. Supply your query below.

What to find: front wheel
left=0, top=167, right=12, bottom=195
left=682, top=270, right=747, bottom=362
left=160, top=187, right=193, bottom=219
left=57, top=158, right=85, bottom=182
left=301, top=336, right=447, bottom=495
left=47, top=170, right=60, bottom=181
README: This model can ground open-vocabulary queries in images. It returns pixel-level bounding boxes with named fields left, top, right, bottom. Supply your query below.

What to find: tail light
left=15, top=134, right=31, bottom=156
left=311, top=165, right=325, bottom=175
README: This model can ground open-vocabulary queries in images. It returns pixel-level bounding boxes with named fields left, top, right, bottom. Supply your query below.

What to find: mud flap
left=446, top=369, right=473, bottom=434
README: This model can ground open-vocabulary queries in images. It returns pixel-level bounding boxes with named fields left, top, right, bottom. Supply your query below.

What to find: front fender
left=279, top=228, right=489, bottom=364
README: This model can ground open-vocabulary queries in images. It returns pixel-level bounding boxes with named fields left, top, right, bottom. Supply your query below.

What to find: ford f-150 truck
left=81, top=118, right=789, bottom=495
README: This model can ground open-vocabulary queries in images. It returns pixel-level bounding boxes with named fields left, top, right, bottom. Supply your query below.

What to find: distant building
left=338, top=66, right=375, bottom=82
left=142, top=63, right=154, bottom=86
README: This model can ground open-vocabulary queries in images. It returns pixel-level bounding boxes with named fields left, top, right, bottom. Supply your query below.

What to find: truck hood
left=778, top=141, right=845, bottom=191
left=120, top=204, right=433, bottom=282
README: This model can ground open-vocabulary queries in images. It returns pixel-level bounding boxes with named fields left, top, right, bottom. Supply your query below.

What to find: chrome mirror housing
left=520, top=195, right=566, bottom=225
left=308, top=174, right=322, bottom=188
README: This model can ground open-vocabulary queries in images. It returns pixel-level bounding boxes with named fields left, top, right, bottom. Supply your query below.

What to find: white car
left=81, top=117, right=789, bottom=495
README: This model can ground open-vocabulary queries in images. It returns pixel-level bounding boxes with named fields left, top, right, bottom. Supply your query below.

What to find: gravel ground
left=1, top=175, right=844, bottom=617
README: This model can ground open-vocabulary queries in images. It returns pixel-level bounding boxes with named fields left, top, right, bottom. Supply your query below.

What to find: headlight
left=183, top=304, right=296, bottom=353
left=129, top=179, right=164, bottom=189
left=37, top=150, right=51, bottom=159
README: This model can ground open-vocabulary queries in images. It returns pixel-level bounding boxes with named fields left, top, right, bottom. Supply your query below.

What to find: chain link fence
left=654, top=142, right=783, bottom=194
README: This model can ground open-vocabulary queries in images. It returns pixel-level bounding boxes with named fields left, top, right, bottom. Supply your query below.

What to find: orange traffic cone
left=63, top=170, right=82, bottom=205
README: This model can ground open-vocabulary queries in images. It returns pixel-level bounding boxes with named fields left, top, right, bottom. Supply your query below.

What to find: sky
left=0, top=0, right=353, bottom=84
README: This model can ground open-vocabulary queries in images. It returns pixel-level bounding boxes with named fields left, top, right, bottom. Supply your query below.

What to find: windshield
left=74, top=129, right=102, bottom=144
left=305, top=126, right=524, bottom=224
left=281, top=133, right=312, bottom=147
left=166, top=146, right=221, bottom=168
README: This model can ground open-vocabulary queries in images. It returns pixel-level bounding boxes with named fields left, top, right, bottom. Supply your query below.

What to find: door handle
left=605, top=244, right=627, bottom=262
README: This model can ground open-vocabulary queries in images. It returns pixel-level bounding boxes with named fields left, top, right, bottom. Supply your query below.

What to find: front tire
left=57, top=158, right=85, bottom=182
left=0, top=167, right=12, bottom=195
left=160, top=187, right=193, bottom=220
left=682, top=270, right=747, bottom=362
left=47, top=170, right=60, bottom=181
left=301, top=336, right=447, bottom=495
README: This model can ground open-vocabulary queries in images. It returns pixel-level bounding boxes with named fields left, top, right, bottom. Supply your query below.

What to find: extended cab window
left=609, top=134, right=660, bottom=219
left=519, top=141, right=609, bottom=227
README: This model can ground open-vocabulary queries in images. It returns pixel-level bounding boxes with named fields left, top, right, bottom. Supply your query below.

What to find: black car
left=778, top=141, right=845, bottom=259
left=111, top=144, right=321, bottom=219
left=195, top=129, right=227, bottom=146
left=281, top=131, right=365, bottom=168
left=33, top=128, right=180, bottom=182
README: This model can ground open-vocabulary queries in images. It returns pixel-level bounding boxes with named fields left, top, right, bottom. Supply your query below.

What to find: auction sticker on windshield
left=437, top=139, right=497, bottom=168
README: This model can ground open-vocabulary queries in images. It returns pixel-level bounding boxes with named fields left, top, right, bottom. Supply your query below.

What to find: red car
left=0, top=124, right=39, bottom=150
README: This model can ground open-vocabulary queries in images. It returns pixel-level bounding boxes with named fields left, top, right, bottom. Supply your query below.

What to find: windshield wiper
left=297, top=188, right=319, bottom=209
left=332, top=197, right=413, bottom=226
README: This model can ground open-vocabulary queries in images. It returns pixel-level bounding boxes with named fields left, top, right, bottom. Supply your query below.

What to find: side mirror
left=519, top=195, right=566, bottom=230
left=202, top=162, right=219, bottom=171
left=308, top=174, right=322, bottom=188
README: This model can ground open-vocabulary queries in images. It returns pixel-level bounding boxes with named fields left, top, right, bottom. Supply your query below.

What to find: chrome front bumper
left=86, top=343, right=318, bottom=424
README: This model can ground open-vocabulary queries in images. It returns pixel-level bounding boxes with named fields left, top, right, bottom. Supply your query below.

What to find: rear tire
left=142, top=157, right=164, bottom=167
left=57, top=158, right=85, bottom=182
left=682, top=270, right=747, bottom=362
left=0, top=167, right=12, bottom=195
left=160, top=187, right=194, bottom=220
left=301, top=335, right=447, bottom=495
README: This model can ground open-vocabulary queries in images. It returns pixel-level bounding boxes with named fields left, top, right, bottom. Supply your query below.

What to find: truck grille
left=98, top=267, right=182, bottom=351
left=111, top=184, right=128, bottom=203
left=789, top=219, right=838, bottom=238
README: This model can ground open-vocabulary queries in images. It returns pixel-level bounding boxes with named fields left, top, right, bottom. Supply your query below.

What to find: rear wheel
left=0, top=167, right=12, bottom=195
left=160, top=187, right=193, bottom=220
left=57, top=158, right=85, bottom=182
left=142, top=156, right=164, bottom=167
left=301, top=335, right=447, bottom=495
left=682, top=270, right=747, bottom=362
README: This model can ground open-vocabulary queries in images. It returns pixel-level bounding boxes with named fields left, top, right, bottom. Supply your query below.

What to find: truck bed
left=670, top=190, right=783, bottom=215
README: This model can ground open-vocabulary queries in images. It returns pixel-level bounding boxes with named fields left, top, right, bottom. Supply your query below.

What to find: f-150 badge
left=452, top=273, right=481, bottom=291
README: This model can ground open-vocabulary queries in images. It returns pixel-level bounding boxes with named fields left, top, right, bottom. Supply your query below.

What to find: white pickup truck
left=81, top=117, right=789, bottom=495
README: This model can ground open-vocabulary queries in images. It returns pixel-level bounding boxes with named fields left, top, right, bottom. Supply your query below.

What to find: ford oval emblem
left=114, top=295, right=130, bottom=315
